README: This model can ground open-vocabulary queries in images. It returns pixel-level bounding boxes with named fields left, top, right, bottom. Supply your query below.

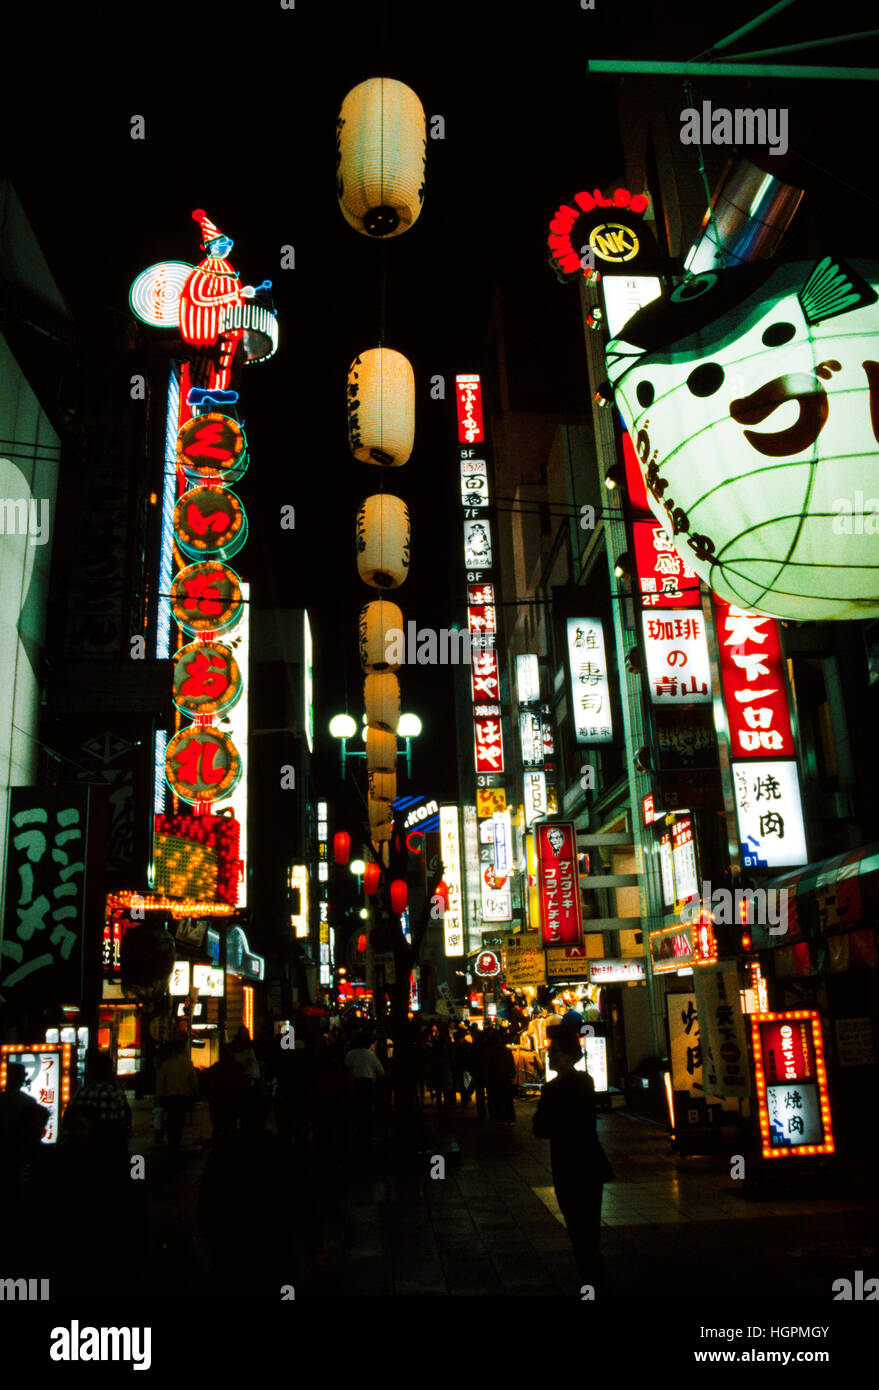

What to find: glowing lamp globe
left=336, top=78, right=427, bottom=238
left=606, top=255, right=879, bottom=620
left=356, top=494, right=410, bottom=590
left=397, top=713, right=422, bottom=738
left=330, top=714, right=358, bottom=739
left=390, top=879, right=408, bottom=914
left=333, top=831, right=350, bottom=865
left=348, top=348, right=415, bottom=466
left=364, top=861, right=381, bottom=896
left=350, top=859, right=366, bottom=877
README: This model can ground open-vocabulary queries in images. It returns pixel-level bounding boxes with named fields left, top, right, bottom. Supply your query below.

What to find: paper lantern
left=364, top=861, right=381, bottom=896
left=333, top=831, right=350, bottom=865
left=390, top=879, right=408, bottom=914
left=336, top=78, right=427, bottom=238
left=357, top=933, right=368, bottom=953
left=348, top=348, right=415, bottom=466
left=368, top=796, right=394, bottom=841
left=360, top=599, right=404, bottom=672
left=366, top=728, right=397, bottom=772
left=356, top=494, right=410, bottom=590
left=367, top=770, right=396, bottom=802
left=364, top=672, right=400, bottom=733
left=435, top=880, right=450, bottom=913
left=606, top=255, right=879, bottom=620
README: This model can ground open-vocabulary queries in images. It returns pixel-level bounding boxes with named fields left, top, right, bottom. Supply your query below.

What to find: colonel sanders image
left=605, top=256, right=879, bottom=621
left=546, top=826, right=566, bottom=857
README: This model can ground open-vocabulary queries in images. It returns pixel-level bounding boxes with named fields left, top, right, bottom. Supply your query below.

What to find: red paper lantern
left=390, top=879, right=408, bottom=914
left=364, top=861, right=381, bottom=896
left=357, top=933, right=367, bottom=953
left=333, top=831, right=351, bottom=865
left=435, top=880, right=450, bottom=913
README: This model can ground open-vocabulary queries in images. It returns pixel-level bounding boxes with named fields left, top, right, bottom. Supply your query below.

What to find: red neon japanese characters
left=177, top=413, right=248, bottom=480
left=474, top=706, right=504, bottom=773
left=535, top=821, right=583, bottom=948
left=714, top=600, right=795, bottom=757
left=172, top=641, right=241, bottom=717
left=455, top=374, right=484, bottom=445
left=165, top=727, right=242, bottom=803
left=633, top=520, right=700, bottom=609
left=171, top=562, right=243, bottom=635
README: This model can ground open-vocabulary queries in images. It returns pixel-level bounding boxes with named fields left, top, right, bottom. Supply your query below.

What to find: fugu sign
left=605, top=256, right=879, bottom=621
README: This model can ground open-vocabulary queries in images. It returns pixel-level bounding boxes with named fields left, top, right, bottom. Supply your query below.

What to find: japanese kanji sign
left=470, top=646, right=500, bottom=703
left=165, top=727, right=242, bottom=803
left=455, top=374, right=484, bottom=444
left=171, top=561, right=243, bottom=635
left=174, top=486, right=246, bottom=560
left=566, top=618, right=613, bottom=743
left=439, top=804, right=465, bottom=958
left=177, top=411, right=247, bottom=479
left=752, top=1011, right=834, bottom=1158
left=474, top=706, right=504, bottom=774
left=693, top=968, right=751, bottom=1099
left=172, top=640, right=241, bottom=717
left=460, top=457, right=489, bottom=509
left=714, top=600, right=795, bottom=757
left=732, top=760, right=808, bottom=868
left=641, top=610, right=711, bottom=703
left=633, top=520, right=700, bottom=608
left=666, top=993, right=703, bottom=1098
left=0, top=1043, right=70, bottom=1145
left=1, top=788, right=88, bottom=1004
left=535, top=820, right=583, bottom=947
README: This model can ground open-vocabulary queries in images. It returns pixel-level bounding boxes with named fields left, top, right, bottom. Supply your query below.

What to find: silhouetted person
left=312, top=1043, right=351, bottom=1166
left=0, top=1061, right=48, bottom=1262
left=467, top=1026, right=488, bottom=1118
left=155, top=1039, right=198, bottom=1151
left=61, top=1051, right=131, bottom=1161
left=204, top=1044, right=248, bottom=1139
left=532, top=1026, right=614, bottom=1290
left=345, top=1034, right=384, bottom=1143
left=484, top=1030, right=516, bottom=1123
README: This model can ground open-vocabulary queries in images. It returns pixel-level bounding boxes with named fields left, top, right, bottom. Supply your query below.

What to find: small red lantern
left=390, top=879, right=408, bottom=914
left=333, top=831, right=350, bottom=865
left=435, top=880, right=450, bottom=912
left=364, top=861, right=381, bottom=896
left=357, top=933, right=367, bottom=953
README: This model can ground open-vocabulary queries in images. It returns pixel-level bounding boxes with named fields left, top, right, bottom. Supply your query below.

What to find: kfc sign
left=714, top=600, right=795, bottom=757
left=535, top=821, right=583, bottom=947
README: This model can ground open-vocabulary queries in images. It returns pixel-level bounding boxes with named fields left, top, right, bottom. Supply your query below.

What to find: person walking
left=467, top=1025, right=488, bottom=1119
left=451, top=1027, right=472, bottom=1108
left=484, top=1030, right=516, bottom=1123
left=532, top=1026, right=614, bottom=1290
left=155, top=1039, right=198, bottom=1152
left=203, top=1044, right=249, bottom=1139
left=61, top=1051, right=131, bottom=1161
left=344, top=1034, right=385, bottom=1144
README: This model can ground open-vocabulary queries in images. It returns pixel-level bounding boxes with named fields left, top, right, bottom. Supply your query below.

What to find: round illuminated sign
left=165, top=727, right=242, bottom=803
left=170, top=561, right=243, bottom=635
left=475, top=950, right=501, bottom=977
left=172, top=641, right=242, bottom=717
left=129, top=262, right=195, bottom=327
left=547, top=188, right=650, bottom=278
left=483, top=864, right=507, bottom=891
left=174, top=486, right=248, bottom=561
left=589, top=222, right=639, bottom=263
left=177, top=413, right=248, bottom=483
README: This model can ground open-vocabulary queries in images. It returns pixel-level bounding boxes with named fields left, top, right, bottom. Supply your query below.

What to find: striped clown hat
left=192, top=208, right=227, bottom=252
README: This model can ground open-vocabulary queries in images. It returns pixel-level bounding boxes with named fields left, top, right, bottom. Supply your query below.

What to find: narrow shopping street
left=127, top=1097, right=879, bottom=1300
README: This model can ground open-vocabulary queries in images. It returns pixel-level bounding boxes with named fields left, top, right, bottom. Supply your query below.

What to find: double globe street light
left=328, top=711, right=422, bottom=777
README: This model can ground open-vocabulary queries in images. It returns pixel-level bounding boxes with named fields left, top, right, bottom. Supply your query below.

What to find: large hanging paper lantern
left=364, top=861, right=381, bottom=896
left=366, top=728, right=397, bottom=772
left=360, top=599, right=404, bottom=672
left=368, top=796, right=394, bottom=841
left=333, top=831, right=350, bottom=865
left=336, top=78, right=427, bottom=238
left=356, top=494, right=410, bottom=589
left=605, top=255, right=879, bottom=620
left=364, top=672, right=400, bottom=733
left=347, top=348, right=415, bottom=466
left=390, top=879, right=408, bottom=914
left=367, top=770, right=396, bottom=802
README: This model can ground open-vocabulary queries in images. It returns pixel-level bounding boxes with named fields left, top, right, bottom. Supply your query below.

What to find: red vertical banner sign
left=713, top=599, right=796, bottom=757
left=535, top=820, right=583, bottom=947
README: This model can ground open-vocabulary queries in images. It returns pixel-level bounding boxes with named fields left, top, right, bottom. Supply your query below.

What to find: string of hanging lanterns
left=337, top=75, right=426, bottom=875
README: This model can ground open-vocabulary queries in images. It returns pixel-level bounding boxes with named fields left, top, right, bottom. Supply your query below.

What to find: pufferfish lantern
left=605, top=255, right=879, bottom=621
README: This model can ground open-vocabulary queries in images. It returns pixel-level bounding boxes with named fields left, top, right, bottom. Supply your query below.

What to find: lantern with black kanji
left=348, top=347, right=415, bottom=465
left=366, top=727, right=397, bottom=772
left=368, top=796, right=394, bottom=841
left=360, top=599, right=404, bottom=672
left=333, top=831, right=350, bottom=865
left=364, top=672, right=400, bottom=733
left=336, top=78, right=427, bottom=238
left=356, top=494, right=410, bottom=589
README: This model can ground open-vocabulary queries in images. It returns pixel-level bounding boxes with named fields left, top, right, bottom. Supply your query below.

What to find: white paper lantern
left=359, top=599, right=404, bottom=672
left=606, top=255, right=879, bottom=620
left=348, top=348, right=415, bottom=466
left=336, top=78, right=426, bottom=238
left=368, top=770, right=397, bottom=802
left=357, top=494, right=410, bottom=589
left=366, top=727, right=397, bottom=773
left=364, top=673, right=400, bottom=733
left=368, top=796, right=394, bottom=841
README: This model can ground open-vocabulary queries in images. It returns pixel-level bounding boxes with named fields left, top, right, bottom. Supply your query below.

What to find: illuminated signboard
left=601, top=275, right=663, bottom=338
left=535, top=820, right=583, bottom=948
left=566, top=618, right=613, bottom=743
left=547, top=188, right=655, bottom=279
left=170, top=561, right=243, bottom=636
left=714, top=600, right=795, bottom=758
left=471, top=646, right=500, bottom=703
left=588, top=959, right=646, bottom=983
left=476, top=787, right=506, bottom=818
left=193, top=964, right=224, bottom=997
left=461, top=457, right=489, bottom=508
left=481, top=868, right=511, bottom=922
left=752, top=1011, right=834, bottom=1158
left=0, top=1044, right=71, bottom=1145
left=733, top=760, right=808, bottom=868
left=169, top=961, right=191, bottom=996
left=467, top=581, right=495, bottom=609
left=177, top=413, right=248, bottom=483
left=303, top=611, right=314, bottom=753
left=633, top=521, right=700, bottom=609
left=650, top=924, right=695, bottom=972
left=174, top=487, right=247, bottom=562
left=492, top=808, right=513, bottom=877
left=659, top=830, right=675, bottom=907
left=165, top=727, right=242, bottom=804
left=439, top=805, right=465, bottom=957
left=172, top=641, right=241, bottom=718
left=693, top=968, right=750, bottom=1099
left=671, top=817, right=699, bottom=903
left=641, top=611, right=711, bottom=703
left=455, top=374, right=484, bottom=444
left=129, top=261, right=195, bottom=326
left=516, top=654, right=540, bottom=706
left=289, top=865, right=309, bottom=938
left=474, top=705, right=504, bottom=773
left=464, top=519, right=493, bottom=570
left=520, top=710, right=544, bottom=768
left=524, top=769, right=548, bottom=826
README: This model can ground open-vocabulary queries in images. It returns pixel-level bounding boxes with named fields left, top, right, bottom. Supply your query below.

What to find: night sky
left=4, top=0, right=877, bottom=818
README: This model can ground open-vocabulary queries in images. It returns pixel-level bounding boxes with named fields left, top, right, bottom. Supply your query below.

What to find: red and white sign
left=471, top=646, right=501, bottom=702
left=671, top=817, right=699, bottom=902
left=642, top=611, right=711, bottom=703
left=588, top=958, right=646, bottom=983
left=455, top=374, right=484, bottom=444
left=714, top=600, right=795, bottom=757
left=535, top=821, right=583, bottom=947
left=474, top=706, right=504, bottom=773
left=752, top=1011, right=834, bottom=1158
left=467, top=582, right=495, bottom=607
left=633, top=521, right=700, bottom=608
left=693, top=968, right=750, bottom=1098
left=475, top=950, right=501, bottom=977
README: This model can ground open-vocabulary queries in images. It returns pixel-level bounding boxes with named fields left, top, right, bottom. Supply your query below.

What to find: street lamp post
left=329, top=712, right=422, bottom=777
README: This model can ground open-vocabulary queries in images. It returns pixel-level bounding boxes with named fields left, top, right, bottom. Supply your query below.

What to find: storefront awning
left=752, top=842, right=879, bottom=950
